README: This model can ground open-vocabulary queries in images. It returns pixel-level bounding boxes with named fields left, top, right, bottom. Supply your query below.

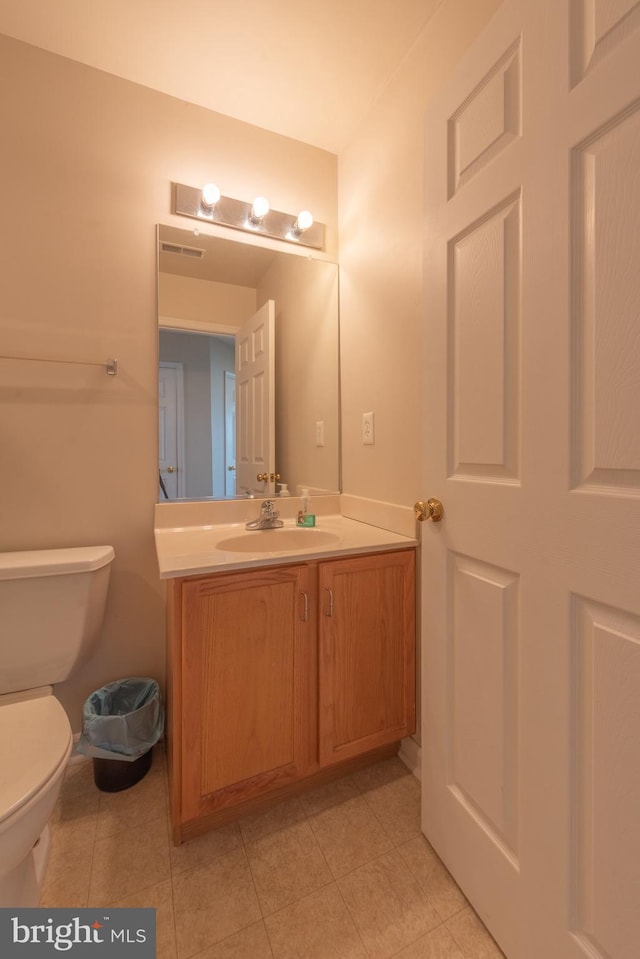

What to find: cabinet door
left=318, top=549, right=416, bottom=766
left=181, top=565, right=316, bottom=821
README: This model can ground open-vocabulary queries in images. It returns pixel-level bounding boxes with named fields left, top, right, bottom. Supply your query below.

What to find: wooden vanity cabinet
left=318, top=550, right=416, bottom=766
left=166, top=548, right=416, bottom=843
left=167, top=563, right=317, bottom=839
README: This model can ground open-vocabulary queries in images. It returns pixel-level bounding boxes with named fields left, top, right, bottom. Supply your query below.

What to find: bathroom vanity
left=155, top=507, right=417, bottom=844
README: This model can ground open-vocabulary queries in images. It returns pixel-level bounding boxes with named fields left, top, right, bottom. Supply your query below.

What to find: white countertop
left=155, top=513, right=418, bottom=579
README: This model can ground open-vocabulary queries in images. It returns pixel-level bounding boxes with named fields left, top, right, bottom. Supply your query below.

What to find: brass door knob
left=414, top=498, right=444, bottom=522
left=257, top=472, right=269, bottom=482
left=228, top=465, right=236, bottom=471
left=166, top=466, right=176, bottom=473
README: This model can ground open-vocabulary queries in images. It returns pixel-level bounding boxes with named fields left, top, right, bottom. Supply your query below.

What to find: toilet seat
left=0, top=696, right=72, bottom=825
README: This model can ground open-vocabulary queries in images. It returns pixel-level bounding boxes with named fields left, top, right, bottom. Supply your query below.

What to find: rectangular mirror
left=158, top=224, right=340, bottom=501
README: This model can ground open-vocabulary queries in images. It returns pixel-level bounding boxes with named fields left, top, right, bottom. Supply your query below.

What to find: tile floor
left=41, top=747, right=506, bottom=959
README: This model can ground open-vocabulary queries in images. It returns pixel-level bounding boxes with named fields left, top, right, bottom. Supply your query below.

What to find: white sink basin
left=217, top=528, right=340, bottom=553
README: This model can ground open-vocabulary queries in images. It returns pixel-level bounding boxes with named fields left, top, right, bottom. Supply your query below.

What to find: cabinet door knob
left=300, top=591, right=309, bottom=622
left=324, top=587, right=334, bottom=617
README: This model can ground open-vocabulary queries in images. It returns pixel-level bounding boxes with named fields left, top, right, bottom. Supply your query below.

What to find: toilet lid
left=0, top=696, right=72, bottom=824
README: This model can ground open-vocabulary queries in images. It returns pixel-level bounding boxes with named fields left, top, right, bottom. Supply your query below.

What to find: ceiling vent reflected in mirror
left=160, top=241, right=206, bottom=259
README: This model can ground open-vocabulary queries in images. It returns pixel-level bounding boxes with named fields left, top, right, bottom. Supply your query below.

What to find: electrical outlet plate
left=362, top=412, right=375, bottom=445
left=315, top=420, right=325, bottom=447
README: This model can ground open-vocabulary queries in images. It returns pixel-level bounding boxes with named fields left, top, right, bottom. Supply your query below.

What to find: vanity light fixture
left=201, top=182, right=221, bottom=210
left=172, top=181, right=325, bottom=250
left=290, top=210, right=314, bottom=237
left=249, top=196, right=270, bottom=224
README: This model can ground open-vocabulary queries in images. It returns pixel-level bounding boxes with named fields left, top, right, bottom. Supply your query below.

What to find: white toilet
left=0, top=545, right=114, bottom=907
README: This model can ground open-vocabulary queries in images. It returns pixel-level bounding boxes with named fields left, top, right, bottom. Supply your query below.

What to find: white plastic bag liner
left=77, top=677, right=164, bottom=762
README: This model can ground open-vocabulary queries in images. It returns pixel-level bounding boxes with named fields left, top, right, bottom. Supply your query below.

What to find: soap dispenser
left=296, top=487, right=316, bottom=526
left=277, top=483, right=290, bottom=496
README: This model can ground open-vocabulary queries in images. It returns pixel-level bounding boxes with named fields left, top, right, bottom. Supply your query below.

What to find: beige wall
left=158, top=273, right=257, bottom=333
left=0, top=34, right=337, bottom=731
left=2, top=1, right=502, bottom=733
left=338, top=0, right=502, bottom=506
left=257, top=256, right=340, bottom=496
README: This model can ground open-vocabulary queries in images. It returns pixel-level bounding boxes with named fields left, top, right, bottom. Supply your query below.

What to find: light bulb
left=201, top=183, right=220, bottom=208
left=295, top=210, right=314, bottom=232
left=251, top=196, right=269, bottom=221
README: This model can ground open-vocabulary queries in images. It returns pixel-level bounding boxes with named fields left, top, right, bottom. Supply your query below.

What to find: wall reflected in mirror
left=158, top=224, right=340, bottom=501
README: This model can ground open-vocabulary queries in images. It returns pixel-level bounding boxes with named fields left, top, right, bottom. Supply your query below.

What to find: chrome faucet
left=245, top=500, right=284, bottom=530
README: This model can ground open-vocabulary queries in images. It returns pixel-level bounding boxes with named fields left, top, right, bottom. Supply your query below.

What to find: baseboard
left=68, top=732, right=89, bottom=767
left=398, top=736, right=421, bottom=780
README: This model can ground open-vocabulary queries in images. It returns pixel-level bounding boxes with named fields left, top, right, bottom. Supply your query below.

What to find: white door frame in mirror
left=159, top=361, right=185, bottom=498
left=224, top=370, right=236, bottom=497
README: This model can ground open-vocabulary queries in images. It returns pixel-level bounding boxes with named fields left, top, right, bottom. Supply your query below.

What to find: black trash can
left=77, top=677, right=164, bottom=792
left=93, top=749, right=153, bottom=793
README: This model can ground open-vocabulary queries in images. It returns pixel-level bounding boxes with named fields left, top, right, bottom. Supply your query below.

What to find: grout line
left=84, top=783, right=101, bottom=908
left=244, top=816, right=338, bottom=920
left=243, top=841, right=267, bottom=921
left=333, top=884, right=373, bottom=958
left=444, top=908, right=472, bottom=959
left=238, top=796, right=306, bottom=847
left=383, top=918, right=449, bottom=959
left=47, top=755, right=433, bottom=955
left=299, top=798, right=335, bottom=881
left=260, top=918, right=277, bottom=959
left=155, top=749, right=179, bottom=959
left=168, top=876, right=179, bottom=959
left=100, top=875, right=174, bottom=910
left=358, top=789, right=395, bottom=846
left=335, top=847, right=449, bottom=959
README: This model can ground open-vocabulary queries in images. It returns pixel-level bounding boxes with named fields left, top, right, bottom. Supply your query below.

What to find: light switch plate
left=362, top=412, right=375, bottom=445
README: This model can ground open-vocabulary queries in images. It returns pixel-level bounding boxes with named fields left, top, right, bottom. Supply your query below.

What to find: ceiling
left=159, top=225, right=278, bottom=287
left=0, top=0, right=442, bottom=154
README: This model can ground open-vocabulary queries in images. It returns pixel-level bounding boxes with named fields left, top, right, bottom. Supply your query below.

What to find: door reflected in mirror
left=159, top=329, right=235, bottom=498
left=157, top=224, right=340, bottom=501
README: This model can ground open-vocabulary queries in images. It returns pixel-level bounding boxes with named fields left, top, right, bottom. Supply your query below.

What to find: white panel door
left=235, top=300, right=275, bottom=497
left=224, top=370, right=236, bottom=497
left=158, top=362, right=184, bottom=498
left=421, top=2, right=640, bottom=958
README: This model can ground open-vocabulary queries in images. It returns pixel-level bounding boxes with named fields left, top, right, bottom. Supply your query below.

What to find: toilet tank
left=0, top=546, right=115, bottom=696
